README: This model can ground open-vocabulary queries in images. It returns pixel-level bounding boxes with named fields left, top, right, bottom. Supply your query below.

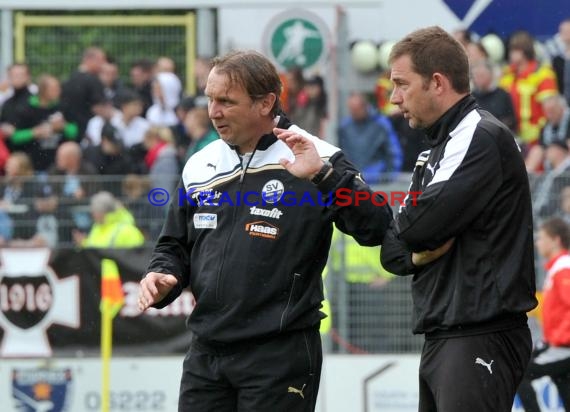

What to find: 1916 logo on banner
left=0, top=249, right=80, bottom=357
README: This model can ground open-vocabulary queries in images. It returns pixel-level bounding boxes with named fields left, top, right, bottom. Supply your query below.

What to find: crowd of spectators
left=0, top=49, right=218, bottom=247
left=0, top=18, right=569, bottom=248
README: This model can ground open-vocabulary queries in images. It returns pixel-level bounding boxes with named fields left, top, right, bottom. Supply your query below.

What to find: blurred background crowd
left=0, top=19, right=569, bottom=251
left=0, top=10, right=569, bottom=355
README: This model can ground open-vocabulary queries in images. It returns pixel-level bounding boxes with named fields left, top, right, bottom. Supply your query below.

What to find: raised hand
left=274, top=127, right=324, bottom=180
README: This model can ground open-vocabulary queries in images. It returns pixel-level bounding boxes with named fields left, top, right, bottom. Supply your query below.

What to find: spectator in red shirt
left=517, top=217, right=570, bottom=412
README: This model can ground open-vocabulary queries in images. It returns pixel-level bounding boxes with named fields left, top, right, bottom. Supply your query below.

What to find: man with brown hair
left=380, top=26, right=537, bottom=411
left=517, top=217, right=570, bottom=412
left=138, top=50, right=393, bottom=411
left=499, top=30, right=558, bottom=145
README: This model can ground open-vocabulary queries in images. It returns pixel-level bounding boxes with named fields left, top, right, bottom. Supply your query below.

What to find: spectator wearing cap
left=526, top=94, right=570, bottom=172
left=184, top=105, right=218, bottom=160
left=73, top=190, right=145, bottom=248
left=533, top=123, right=570, bottom=221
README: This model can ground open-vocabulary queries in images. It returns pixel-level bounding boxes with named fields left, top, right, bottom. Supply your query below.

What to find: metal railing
left=0, top=171, right=561, bottom=353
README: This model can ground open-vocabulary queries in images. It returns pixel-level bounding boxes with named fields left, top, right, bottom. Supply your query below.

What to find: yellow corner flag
left=100, top=258, right=125, bottom=318
left=100, top=258, right=124, bottom=412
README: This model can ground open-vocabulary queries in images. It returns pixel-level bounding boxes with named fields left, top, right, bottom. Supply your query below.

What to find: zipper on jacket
left=280, top=273, right=301, bottom=332
left=215, top=147, right=258, bottom=303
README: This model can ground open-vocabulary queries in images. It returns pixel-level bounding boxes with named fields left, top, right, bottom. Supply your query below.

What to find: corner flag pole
left=100, top=258, right=125, bottom=412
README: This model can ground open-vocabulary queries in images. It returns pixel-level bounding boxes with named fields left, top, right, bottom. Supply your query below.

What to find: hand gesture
left=49, top=112, right=65, bottom=132
left=33, top=122, right=53, bottom=139
left=138, top=272, right=178, bottom=312
left=274, top=127, right=323, bottom=179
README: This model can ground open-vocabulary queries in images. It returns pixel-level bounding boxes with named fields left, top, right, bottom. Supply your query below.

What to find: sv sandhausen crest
left=12, top=367, right=72, bottom=412
left=0, top=249, right=80, bottom=357
left=261, top=179, right=285, bottom=204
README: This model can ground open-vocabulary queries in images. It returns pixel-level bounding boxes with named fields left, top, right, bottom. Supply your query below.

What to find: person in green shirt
left=184, top=106, right=219, bottom=159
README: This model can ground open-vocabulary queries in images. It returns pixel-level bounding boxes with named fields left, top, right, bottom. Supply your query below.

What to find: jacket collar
left=424, top=95, right=478, bottom=147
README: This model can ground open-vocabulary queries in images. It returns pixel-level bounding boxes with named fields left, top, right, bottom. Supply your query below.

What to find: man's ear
left=259, top=93, right=277, bottom=116
left=431, top=72, right=448, bottom=95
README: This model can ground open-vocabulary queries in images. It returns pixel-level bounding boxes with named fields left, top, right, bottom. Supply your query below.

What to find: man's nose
left=209, top=102, right=221, bottom=119
left=390, top=88, right=402, bottom=105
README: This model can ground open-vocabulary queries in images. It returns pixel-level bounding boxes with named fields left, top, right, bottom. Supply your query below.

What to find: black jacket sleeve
left=316, top=151, right=393, bottom=246
left=146, top=179, right=194, bottom=308
left=380, top=221, right=417, bottom=275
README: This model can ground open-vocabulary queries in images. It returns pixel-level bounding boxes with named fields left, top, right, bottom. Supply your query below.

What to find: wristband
left=311, top=161, right=333, bottom=184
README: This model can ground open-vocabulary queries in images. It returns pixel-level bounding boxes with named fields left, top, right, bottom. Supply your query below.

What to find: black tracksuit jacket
left=381, top=95, right=538, bottom=337
left=147, top=117, right=393, bottom=344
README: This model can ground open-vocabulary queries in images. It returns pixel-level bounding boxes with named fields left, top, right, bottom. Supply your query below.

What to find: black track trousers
left=418, top=327, right=532, bottom=412
left=179, top=328, right=322, bottom=412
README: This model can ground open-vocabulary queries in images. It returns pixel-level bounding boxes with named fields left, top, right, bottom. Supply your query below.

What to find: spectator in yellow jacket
left=73, top=190, right=145, bottom=248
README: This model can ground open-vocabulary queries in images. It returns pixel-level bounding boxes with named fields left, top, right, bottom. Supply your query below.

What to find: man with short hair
left=0, top=63, right=34, bottom=146
left=338, top=91, right=403, bottom=183
left=138, top=50, right=393, bottom=411
left=60, top=46, right=107, bottom=139
left=517, top=217, right=570, bottom=412
left=9, top=75, right=78, bottom=171
left=525, top=93, right=570, bottom=172
left=129, top=59, right=154, bottom=116
left=380, top=26, right=537, bottom=411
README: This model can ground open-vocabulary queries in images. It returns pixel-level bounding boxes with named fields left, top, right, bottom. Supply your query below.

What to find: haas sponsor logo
left=245, top=221, right=279, bottom=239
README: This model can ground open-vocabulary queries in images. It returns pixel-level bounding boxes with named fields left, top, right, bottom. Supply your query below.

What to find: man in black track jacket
left=138, top=50, right=393, bottom=412
left=380, top=27, right=538, bottom=412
